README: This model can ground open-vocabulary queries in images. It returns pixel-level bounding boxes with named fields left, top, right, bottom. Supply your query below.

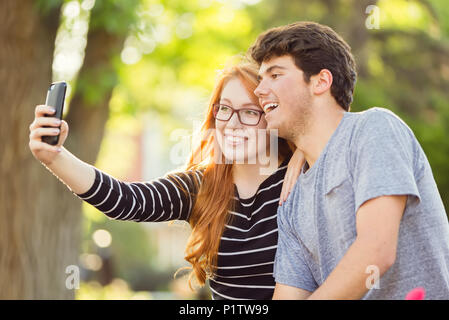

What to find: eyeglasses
left=213, top=104, right=264, bottom=126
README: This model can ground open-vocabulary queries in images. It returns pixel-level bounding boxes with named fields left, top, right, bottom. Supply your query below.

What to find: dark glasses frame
left=212, top=104, right=264, bottom=126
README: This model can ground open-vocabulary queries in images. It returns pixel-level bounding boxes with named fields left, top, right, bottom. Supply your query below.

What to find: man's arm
left=305, top=195, right=407, bottom=300
left=273, top=283, right=312, bottom=300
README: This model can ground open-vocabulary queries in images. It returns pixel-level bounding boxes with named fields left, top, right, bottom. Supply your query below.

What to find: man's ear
left=310, top=69, right=333, bottom=95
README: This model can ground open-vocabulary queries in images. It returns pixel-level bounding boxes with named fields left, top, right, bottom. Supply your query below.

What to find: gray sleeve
left=350, top=110, right=421, bottom=212
left=274, top=205, right=318, bottom=292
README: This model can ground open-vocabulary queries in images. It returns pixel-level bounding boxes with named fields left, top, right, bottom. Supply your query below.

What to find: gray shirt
left=274, top=107, right=449, bottom=299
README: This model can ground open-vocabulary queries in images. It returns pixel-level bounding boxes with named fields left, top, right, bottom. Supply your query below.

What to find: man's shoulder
left=348, top=107, right=415, bottom=142
left=350, top=107, right=406, bottom=126
left=328, top=107, right=405, bottom=150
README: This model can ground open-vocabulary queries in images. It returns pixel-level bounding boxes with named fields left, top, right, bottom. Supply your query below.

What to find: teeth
left=263, top=103, right=279, bottom=113
left=225, top=135, right=245, bottom=144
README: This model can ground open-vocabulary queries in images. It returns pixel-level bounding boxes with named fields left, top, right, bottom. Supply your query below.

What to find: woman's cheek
left=213, top=125, right=225, bottom=162
left=244, top=128, right=258, bottom=162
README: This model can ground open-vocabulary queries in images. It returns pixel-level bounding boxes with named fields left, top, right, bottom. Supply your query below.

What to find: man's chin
left=266, top=118, right=280, bottom=132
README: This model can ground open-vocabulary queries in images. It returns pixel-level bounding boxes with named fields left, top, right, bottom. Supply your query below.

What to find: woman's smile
left=224, top=134, right=248, bottom=146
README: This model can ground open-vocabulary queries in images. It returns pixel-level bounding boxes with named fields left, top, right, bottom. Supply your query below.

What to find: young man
left=250, top=21, right=449, bottom=299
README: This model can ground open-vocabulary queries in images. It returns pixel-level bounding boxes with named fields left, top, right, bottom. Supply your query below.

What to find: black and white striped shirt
left=76, top=159, right=289, bottom=300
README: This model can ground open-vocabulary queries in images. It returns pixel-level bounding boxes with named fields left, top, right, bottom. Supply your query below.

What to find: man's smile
left=262, top=102, right=279, bottom=113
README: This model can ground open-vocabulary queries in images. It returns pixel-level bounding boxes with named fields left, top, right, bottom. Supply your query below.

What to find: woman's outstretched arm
left=75, top=165, right=202, bottom=222
left=29, top=104, right=201, bottom=222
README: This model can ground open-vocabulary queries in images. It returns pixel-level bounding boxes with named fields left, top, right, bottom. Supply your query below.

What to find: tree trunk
left=0, top=0, right=127, bottom=299
left=65, top=28, right=125, bottom=164
left=0, top=0, right=80, bottom=299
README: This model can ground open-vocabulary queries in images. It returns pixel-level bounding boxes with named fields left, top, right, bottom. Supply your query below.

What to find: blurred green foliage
left=35, top=0, right=64, bottom=15
left=89, top=0, right=141, bottom=34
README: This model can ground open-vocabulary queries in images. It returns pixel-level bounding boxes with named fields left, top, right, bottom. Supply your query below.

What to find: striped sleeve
left=75, top=167, right=203, bottom=222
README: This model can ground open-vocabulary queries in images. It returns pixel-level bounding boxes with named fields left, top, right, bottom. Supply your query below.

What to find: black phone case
left=42, top=81, right=67, bottom=146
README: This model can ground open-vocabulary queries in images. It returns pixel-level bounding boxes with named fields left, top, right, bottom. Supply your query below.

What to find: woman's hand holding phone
left=29, top=104, right=69, bottom=166
left=29, top=82, right=95, bottom=195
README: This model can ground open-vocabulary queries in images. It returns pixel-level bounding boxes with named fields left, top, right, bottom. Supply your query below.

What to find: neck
left=233, top=154, right=281, bottom=180
left=292, top=104, right=346, bottom=169
left=232, top=153, right=281, bottom=198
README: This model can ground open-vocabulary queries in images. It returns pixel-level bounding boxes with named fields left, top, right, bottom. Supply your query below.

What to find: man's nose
left=254, top=80, right=269, bottom=98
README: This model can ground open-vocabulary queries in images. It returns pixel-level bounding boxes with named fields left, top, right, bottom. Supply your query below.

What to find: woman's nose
left=226, top=111, right=242, bottom=128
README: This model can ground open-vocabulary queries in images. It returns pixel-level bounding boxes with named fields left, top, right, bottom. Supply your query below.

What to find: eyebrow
left=219, top=98, right=259, bottom=107
left=257, top=65, right=287, bottom=80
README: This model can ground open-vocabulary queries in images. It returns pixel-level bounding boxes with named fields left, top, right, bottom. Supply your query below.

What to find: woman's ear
left=311, top=69, right=333, bottom=95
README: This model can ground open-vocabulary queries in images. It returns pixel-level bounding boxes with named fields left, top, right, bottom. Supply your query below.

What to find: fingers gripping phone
left=42, top=81, right=67, bottom=146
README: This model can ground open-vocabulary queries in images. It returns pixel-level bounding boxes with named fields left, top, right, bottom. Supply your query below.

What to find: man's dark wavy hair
left=249, top=21, right=357, bottom=111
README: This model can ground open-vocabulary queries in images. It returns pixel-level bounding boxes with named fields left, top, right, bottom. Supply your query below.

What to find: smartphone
left=42, top=81, right=67, bottom=145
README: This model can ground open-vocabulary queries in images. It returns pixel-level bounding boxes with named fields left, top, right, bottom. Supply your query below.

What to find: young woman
left=28, top=62, right=304, bottom=300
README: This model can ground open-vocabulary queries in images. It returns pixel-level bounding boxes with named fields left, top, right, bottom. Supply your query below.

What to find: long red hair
left=181, top=62, right=292, bottom=288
